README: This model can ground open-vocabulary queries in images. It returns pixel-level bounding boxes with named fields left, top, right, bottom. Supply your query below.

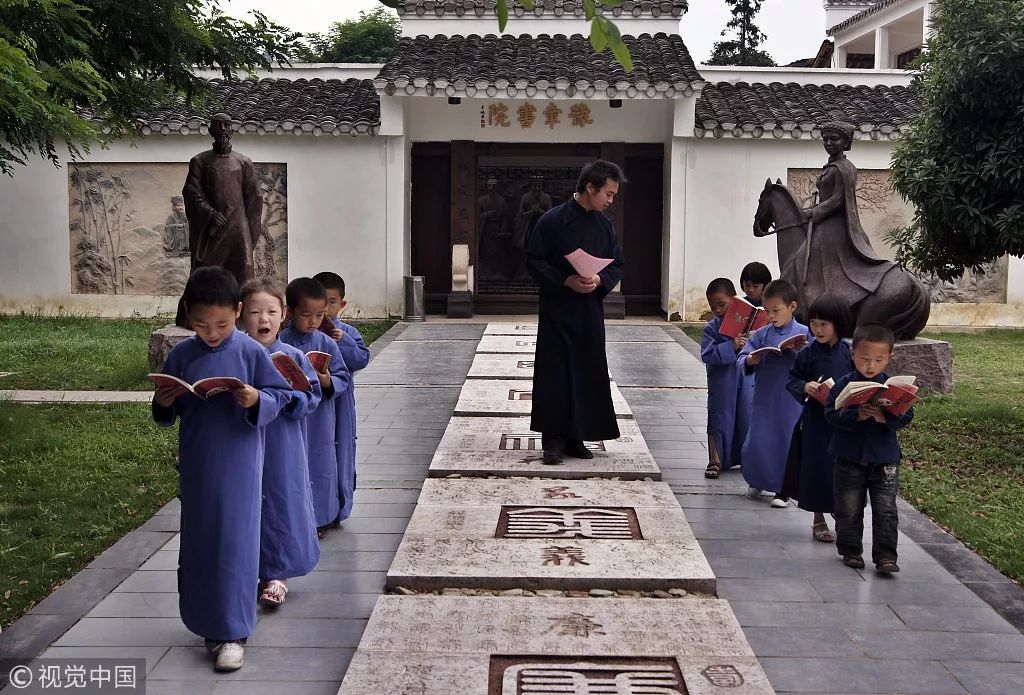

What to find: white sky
left=225, top=0, right=827, bottom=65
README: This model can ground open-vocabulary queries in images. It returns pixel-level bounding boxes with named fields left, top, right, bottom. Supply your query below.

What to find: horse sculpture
left=751, top=122, right=930, bottom=340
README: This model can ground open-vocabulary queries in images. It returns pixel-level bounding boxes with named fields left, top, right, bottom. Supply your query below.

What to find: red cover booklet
left=835, top=376, right=920, bottom=416
left=720, top=296, right=769, bottom=339
left=319, top=315, right=336, bottom=335
left=148, top=374, right=245, bottom=399
left=270, top=352, right=313, bottom=392
left=748, top=333, right=808, bottom=358
left=305, top=351, right=332, bottom=373
left=809, top=378, right=836, bottom=407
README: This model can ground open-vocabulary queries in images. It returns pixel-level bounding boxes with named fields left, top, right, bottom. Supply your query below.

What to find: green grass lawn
left=680, top=322, right=1024, bottom=583
left=0, top=403, right=179, bottom=628
left=0, top=313, right=397, bottom=391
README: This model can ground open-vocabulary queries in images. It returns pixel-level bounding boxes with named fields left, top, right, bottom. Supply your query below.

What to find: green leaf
left=520, top=0, right=536, bottom=8
left=611, top=37, right=633, bottom=72
left=590, top=19, right=608, bottom=53
left=497, top=0, right=509, bottom=31
left=583, top=0, right=596, bottom=20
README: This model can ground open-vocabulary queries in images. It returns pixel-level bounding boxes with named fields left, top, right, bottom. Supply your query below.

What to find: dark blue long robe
left=700, top=316, right=746, bottom=470
left=737, top=295, right=760, bottom=456
left=152, top=329, right=291, bottom=641
left=785, top=339, right=853, bottom=512
left=737, top=319, right=810, bottom=493
left=526, top=198, right=624, bottom=442
left=279, top=326, right=351, bottom=527
left=259, top=339, right=321, bottom=580
left=332, top=319, right=370, bottom=520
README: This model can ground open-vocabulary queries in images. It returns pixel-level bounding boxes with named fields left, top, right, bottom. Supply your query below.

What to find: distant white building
left=1, top=0, right=1019, bottom=326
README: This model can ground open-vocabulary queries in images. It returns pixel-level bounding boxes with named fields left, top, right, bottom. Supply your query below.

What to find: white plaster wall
left=0, top=135, right=400, bottom=318
left=405, top=97, right=674, bottom=143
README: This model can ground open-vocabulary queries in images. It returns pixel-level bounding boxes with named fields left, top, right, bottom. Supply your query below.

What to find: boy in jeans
left=825, top=323, right=914, bottom=574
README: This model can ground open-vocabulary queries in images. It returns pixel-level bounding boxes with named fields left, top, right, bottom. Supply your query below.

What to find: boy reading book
left=825, top=323, right=915, bottom=574
left=737, top=279, right=809, bottom=508
left=719, top=296, right=769, bottom=340
left=280, top=277, right=352, bottom=534
left=241, top=278, right=321, bottom=609
left=834, top=376, right=919, bottom=416
left=313, top=271, right=371, bottom=522
left=700, top=278, right=750, bottom=479
left=152, top=267, right=292, bottom=672
left=785, top=293, right=853, bottom=543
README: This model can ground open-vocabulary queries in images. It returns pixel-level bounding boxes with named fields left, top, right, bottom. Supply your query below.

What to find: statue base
left=149, top=324, right=194, bottom=372
left=447, top=291, right=474, bottom=319
left=890, top=337, right=954, bottom=395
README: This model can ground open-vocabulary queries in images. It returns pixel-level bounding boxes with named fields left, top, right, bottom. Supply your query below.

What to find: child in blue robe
left=785, top=294, right=853, bottom=542
left=240, top=278, right=321, bottom=608
left=152, top=267, right=292, bottom=672
left=700, top=278, right=749, bottom=479
left=737, top=279, right=809, bottom=508
left=314, top=271, right=371, bottom=521
left=279, top=277, right=352, bottom=533
left=736, top=262, right=772, bottom=461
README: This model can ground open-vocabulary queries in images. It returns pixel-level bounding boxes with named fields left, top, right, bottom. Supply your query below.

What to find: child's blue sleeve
left=282, top=352, right=322, bottom=421
left=737, top=328, right=762, bottom=375
left=824, top=379, right=859, bottom=430
left=320, top=338, right=352, bottom=401
left=247, top=347, right=294, bottom=428
left=338, top=324, right=370, bottom=372
left=884, top=406, right=915, bottom=431
left=152, top=347, right=185, bottom=427
left=786, top=346, right=812, bottom=405
left=700, top=321, right=736, bottom=366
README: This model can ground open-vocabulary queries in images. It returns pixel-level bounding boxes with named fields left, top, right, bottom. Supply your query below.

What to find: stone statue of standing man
left=175, top=113, right=263, bottom=327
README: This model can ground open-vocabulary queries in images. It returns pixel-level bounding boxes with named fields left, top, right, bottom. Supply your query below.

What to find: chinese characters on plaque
left=481, top=101, right=594, bottom=130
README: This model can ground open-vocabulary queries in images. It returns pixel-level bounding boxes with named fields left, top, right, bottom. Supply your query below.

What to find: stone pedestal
left=148, top=324, right=193, bottom=371
left=890, top=338, right=954, bottom=394
left=447, top=291, right=474, bottom=318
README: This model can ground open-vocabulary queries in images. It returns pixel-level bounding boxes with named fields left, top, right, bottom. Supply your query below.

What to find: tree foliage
left=0, top=0, right=300, bottom=174
left=889, top=0, right=1024, bottom=281
left=705, top=0, right=775, bottom=67
left=298, top=7, right=401, bottom=63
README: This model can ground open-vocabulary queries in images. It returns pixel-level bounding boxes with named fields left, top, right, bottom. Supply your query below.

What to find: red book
left=809, top=378, right=835, bottom=407
left=148, top=373, right=245, bottom=399
left=305, top=351, right=332, bottom=373
left=270, top=352, right=313, bottom=392
left=835, top=376, right=920, bottom=416
left=747, top=333, right=808, bottom=358
left=720, top=296, right=769, bottom=339
left=319, top=315, right=336, bottom=335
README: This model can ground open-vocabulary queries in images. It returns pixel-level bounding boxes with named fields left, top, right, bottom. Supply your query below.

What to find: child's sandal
left=704, top=463, right=721, bottom=479
left=812, top=522, right=835, bottom=543
left=842, top=554, right=865, bottom=569
left=875, top=559, right=900, bottom=574
left=259, top=580, right=288, bottom=607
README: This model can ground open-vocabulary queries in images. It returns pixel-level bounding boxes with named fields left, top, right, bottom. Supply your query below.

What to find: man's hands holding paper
left=565, top=274, right=602, bottom=293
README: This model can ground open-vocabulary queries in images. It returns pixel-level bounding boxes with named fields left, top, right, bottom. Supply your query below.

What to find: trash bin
left=403, top=275, right=425, bottom=322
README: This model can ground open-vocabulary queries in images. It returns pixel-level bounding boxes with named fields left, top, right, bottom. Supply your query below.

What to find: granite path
left=1, top=320, right=1022, bottom=694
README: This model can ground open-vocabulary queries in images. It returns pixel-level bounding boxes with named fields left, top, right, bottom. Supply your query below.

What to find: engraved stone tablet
left=485, top=323, right=539, bottom=336
left=387, top=479, right=714, bottom=592
left=468, top=353, right=611, bottom=380
left=338, top=595, right=774, bottom=694
left=428, top=417, right=659, bottom=479
left=477, top=336, right=539, bottom=353
left=455, top=380, right=632, bottom=417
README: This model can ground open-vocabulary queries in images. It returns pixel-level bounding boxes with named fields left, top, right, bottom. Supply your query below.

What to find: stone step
left=454, top=379, right=632, bottom=418
left=476, top=335, right=538, bottom=353
left=467, top=352, right=611, bottom=380
left=484, top=323, right=538, bottom=336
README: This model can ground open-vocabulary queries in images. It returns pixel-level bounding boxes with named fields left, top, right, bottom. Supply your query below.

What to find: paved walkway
left=2, top=320, right=1023, bottom=694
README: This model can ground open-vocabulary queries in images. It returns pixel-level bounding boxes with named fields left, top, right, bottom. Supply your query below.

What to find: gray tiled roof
left=694, top=81, right=921, bottom=140
left=374, top=33, right=703, bottom=98
left=827, top=0, right=907, bottom=35
left=397, top=1, right=687, bottom=17
left=134, top=78, right=381, bottom=136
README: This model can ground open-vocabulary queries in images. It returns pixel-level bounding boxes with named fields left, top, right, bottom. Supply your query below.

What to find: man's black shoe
left=541, top=435, right=564, bottom=464
left=542, top=448, right=564, bottom=465
left=564, top=441, right=594, bottom=459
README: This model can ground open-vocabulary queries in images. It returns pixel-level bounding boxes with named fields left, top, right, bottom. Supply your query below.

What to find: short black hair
left=763, top=279, right=798, bottom=305
left=706, top=278, right=737, bottom=297
left=740, top=262, right=773, bottom=287
left=852, top=323, right=895, bottom=350
left=807, top=293, right=852, bottom=340
left=183, top=266, right=239, bottom=311
left=576, top=159, right=627, bottom=194
left=313, top=271, right=346, bottom=298
left=285, top=277, right=327, bottom=309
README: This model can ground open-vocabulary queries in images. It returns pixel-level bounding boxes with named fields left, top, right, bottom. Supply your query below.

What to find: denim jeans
left=834, top=457, right=900, bottom=564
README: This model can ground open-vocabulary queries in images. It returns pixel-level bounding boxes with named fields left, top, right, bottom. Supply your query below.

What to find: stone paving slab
left=338, top=595, right=773, bottom=694
left=476, top=335, right=538, bottom=353
left=428, top=416, right=660, bottom=480
left=467, top=352, right=610, bottom=380
left=386, top=479, right=715, bottom=593
left=396, top=324, right=486, bottom=341
left=454, top=379, right=632, bottom=417
left=484, top=323, right=537, bottom=336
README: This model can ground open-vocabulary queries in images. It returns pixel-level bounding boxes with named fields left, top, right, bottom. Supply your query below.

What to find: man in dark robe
left=175, top=113, right=263, bottom=327
left=526, top=160, right=625, bottom=464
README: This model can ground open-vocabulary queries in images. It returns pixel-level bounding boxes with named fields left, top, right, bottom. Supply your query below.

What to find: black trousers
left=834, top=457, right=900, bottom=564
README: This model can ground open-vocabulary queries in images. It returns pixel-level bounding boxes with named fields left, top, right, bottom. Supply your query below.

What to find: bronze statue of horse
left=753, top=179, right=930, bottom=340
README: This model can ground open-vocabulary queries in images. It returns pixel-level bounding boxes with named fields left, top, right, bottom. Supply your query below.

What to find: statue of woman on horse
left=753, top=121, right=930, bottom=340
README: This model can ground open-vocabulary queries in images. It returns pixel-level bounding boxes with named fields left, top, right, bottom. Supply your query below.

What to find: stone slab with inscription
left=428, top=416, right=659, bottom=480
left=467, top=353, right=610, bottom=380
left=476, top=335, right=539, bottom=354
left=338, top=595, right=774, bottom=694
left=454, top=379, right=632, bottom=417
left=387, top=479, right=714, bottom=593
left=484, top=323, right=538, bottom=336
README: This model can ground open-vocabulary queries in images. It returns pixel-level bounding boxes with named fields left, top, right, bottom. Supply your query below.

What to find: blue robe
left=785, top=339, right=853, bottom=512
left=259, top=339, right=321, bottom=580
left=735, top=295, right=761, bottom=462
left=700, top=316, right=746, bottom=469
left=737, top=318, right=810, bottom=493
left=332, top=319, right=370, bottom=520
left=152, top=329, right=291, bottom=641
left=279, top=326, right=352, bottom=527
